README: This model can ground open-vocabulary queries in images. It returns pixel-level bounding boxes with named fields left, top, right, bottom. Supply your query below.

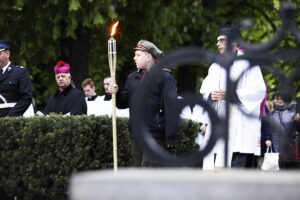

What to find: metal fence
left=131, top=1, right=300, bottom=167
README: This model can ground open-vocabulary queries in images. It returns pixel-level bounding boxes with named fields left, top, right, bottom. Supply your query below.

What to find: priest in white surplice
left=200, top=24, right=266, bottom=169
left=99, top=77, right=129, bottom=117
left=82, top=77, right=129, bottom=117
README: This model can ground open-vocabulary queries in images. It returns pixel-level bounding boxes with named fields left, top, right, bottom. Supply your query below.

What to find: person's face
left=276, top=96, right=285, bottom=106
left=55, top=73, right=71, bottom=89
left=103, top=77, right=112, bottom=93
left=0, top=50, right=10, bottom=68
left=83, top=85, right=96, bottom=98
left=216, top=35, right=237, bottom=54
left=133, top=50, right=151, bottom=70
left=216, top=35, right=227, bottom=54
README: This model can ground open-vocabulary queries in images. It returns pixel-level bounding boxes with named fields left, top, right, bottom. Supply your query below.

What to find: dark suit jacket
left=44, top=84, right=87, bottom=115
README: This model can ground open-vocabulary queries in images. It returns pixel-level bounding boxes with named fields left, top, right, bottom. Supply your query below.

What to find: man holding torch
left=109, top=39, right=177, bottom=167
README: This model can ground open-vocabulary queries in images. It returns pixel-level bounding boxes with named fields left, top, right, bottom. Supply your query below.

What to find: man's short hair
left=82, top=78, right=95, bottom=88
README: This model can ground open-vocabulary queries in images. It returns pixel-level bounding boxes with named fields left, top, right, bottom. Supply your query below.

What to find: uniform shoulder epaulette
left=13, top=65, right=25, bottom=71
left=162, top=68, right=171, bottom=72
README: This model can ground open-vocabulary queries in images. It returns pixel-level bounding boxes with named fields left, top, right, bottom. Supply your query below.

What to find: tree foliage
left=0, top=0, right=299, bottom=110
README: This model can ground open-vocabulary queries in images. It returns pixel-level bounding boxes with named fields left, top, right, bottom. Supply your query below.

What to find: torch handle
left=108, top=37, right=118, bottom=173
left=111, top=92, right=118, bottom=173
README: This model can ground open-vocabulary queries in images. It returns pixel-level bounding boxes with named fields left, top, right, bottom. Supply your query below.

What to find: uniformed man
left=110, top=39, right=177, bottom=166
left=44, top=61, right=87, bottom=115
left=0, top=40, right=32, bottom=117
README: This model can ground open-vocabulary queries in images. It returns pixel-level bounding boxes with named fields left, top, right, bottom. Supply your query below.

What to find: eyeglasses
left=216, top=38, right=226, bottom=44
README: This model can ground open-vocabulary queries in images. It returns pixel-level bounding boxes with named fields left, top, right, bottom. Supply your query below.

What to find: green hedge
left=0, top=115, right=198, bottom=200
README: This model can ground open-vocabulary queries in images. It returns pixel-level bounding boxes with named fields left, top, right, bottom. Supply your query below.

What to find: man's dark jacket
left=44, top=84, right=87, bottom=115
left=117, top=69, right=177, bottom=145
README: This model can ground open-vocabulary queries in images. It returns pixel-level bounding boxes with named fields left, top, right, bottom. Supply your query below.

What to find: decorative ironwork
left=131, top=2, right=300, bottom=167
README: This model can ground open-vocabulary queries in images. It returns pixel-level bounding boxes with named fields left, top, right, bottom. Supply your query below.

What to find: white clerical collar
left=1, top=61, right=11, bottom=74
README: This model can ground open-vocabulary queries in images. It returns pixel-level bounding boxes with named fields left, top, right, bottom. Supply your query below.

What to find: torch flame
left=110, top=21, right=119, bottom=37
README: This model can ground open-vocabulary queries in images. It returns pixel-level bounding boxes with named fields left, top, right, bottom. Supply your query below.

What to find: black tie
left=0, top=68, right=3, bottom=76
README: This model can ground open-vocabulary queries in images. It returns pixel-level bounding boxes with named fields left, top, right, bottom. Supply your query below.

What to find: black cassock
left=0, top=63, right=32, bottom=117
left=44, top=85, right=87, bottom=115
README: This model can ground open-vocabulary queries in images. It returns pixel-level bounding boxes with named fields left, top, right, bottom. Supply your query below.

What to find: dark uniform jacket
left=117, top=69, right=177, bottom=145
left=44, top=85, right=87, bottom=115
left=0, top=63, right=32, bottom=117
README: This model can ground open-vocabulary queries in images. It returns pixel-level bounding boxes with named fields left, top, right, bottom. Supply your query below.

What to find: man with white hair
left=0, top=40, right=32, bottom=117
left=44, top=61, right=87, bottom=115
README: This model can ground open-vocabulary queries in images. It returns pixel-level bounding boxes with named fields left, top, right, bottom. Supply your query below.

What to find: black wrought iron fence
left=131, top=1, right=300, bottom=167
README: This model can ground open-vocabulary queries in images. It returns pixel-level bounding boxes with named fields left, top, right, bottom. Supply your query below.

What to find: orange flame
left=110, top=21, right=119, bottom=37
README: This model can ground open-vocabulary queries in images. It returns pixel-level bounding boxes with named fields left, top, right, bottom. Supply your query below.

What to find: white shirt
left=0, top=61, right=11, bottom=74
left=85, top=95, right=129, bottom=117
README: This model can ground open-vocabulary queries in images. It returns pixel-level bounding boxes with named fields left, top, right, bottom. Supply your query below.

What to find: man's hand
left=211, top=90, right=225, bottom=101
left=294, top=113, right=300, bottom=122
left=199, top=124, right=207, bottom=135
left=108, top=84, right=118, bottom=94
left=265, top=140, right=272, bottom=147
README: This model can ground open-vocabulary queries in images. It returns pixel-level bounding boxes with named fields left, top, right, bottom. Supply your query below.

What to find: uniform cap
left=0, top=40, right=11, bottom=52
left=54, top=61, right=70, bottom=74
left=133, top=39, right=163, bottom=59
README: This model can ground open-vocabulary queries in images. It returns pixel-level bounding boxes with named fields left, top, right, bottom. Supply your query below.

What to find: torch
left=108, top=21, right=119, bottom=173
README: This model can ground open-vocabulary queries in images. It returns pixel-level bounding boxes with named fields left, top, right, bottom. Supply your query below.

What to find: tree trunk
left=177, top=66, right=197, bottom=96
left=175, top=0, right=218, bottom=95
left=62, top=26, right=90, bottom=89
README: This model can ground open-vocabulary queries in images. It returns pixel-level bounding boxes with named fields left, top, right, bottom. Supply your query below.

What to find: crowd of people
left=0, top=23, right=299, bottom=169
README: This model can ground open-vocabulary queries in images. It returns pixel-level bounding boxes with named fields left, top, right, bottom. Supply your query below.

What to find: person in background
left=81, top=78, right=102, bottom=116
left=0, top=40, right=32, bottom=117
left=271, top=94, right=299, bottom=168
left=44, top=61, right=87, bottom=115
left=258, top=91, right=273, bottom=168
left=98, top=76, right=129, bottom=117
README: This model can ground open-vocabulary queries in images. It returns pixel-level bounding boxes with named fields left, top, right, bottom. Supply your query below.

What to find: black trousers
left=131, top=139, right=143, bottom=167
left=131, top=138, right=164, bottom=167
left=231, top=152, right=257, bottom=168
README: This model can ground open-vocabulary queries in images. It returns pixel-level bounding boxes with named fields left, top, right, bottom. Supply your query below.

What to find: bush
left=0, top=115, right=198, bottom=200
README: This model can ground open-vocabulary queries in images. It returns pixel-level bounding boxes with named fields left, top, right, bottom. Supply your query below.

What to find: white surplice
left=200, top=50, right=266, bottom=169
left=86, top=95, right=129, bottom=117
left=180, top=104, right=209, bottom=149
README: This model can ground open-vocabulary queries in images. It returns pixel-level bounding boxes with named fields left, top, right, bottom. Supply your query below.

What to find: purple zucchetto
left=54, top=61, right=70, bottom=74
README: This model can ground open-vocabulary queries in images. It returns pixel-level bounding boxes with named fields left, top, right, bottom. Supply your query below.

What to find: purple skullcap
left=54, top=61, right=70, bottom=74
